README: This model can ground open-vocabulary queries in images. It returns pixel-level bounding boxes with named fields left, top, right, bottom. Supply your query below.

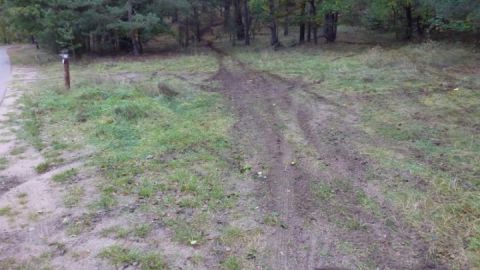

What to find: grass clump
left=311, top=182, right=334, bottom=201
left=67, top=214, right=94, bottom=236
left=92, top=192, right=118, bottom=210
left=101, top=224, right=152, bottom=239
left=220, top=227, right=247, bottom=246
left=133, top=224, right=152, bottom=238
left=0, top=206, right=12, bottom=216
left=221, top=256, right=242, bottom=270
left=52, top=168, right=78, bottom=183
left=167, top=219, right=204, bottom=246
left=99, top=245, right=167, bottom=270
left=356, top=190, right=380, bottom=215
left=63, top=186, right=85, bottom=208
left=263, top=212, right=283, bottom=227
left=0, top=157, right=8, bottom=171
left=19, top=96, right=43, bottom=150
left=35, top=162, right=51, bottom=174
left=10, top=146, right=27, bottom=156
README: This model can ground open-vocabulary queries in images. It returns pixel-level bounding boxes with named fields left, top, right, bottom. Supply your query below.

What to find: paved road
left=0, top=47, right=11, bottom=105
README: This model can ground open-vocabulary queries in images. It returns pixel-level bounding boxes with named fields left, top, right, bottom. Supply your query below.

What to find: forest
left=1, top=0, right=480, bottom=54
left=0, top=1, right=479, bottom=270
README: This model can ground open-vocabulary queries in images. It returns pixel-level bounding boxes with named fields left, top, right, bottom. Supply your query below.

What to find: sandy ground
left=0, top=55, right=65, bottom=262
left=0, top=50, right=110, bottom=269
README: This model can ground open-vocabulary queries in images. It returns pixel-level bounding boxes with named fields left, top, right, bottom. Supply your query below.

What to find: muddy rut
left=211, top=47, right=437, bottom=270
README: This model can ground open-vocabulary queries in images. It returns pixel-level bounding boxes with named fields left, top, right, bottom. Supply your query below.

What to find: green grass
left=220, top=227, right=247, bottom=246
left=356, top=190, right=380, bottom=215
left=263, top=212, right=284, bottom=227
left=27, top=82, right=233, bottom=208
left=311, top=182, right=334, bottom=201
left=16, top=51, right=240, bottom=267
left=35, top=162, right=51, bottom=174
left=7, top=45, right=56, bottom=66
left=167, top=219, right=205, bottom=246
left=0, top=157, right=8, bottom=171
left=221, top=256, right=242, bottom=270
left=52, top=168, right=78, bottom=183
left=99, top=245, right=167, bottom=270
left=91, top=193, right=117, bottom=210
left=101, top=224, right=152, bottom=239
left=89, top=54, right=218, bottom=74
left=20, top=96, right=44, bottom=150
left=0, top=206, right=12, bottom=216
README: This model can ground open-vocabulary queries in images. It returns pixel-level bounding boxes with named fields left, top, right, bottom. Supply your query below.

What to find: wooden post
left=64, top=58, right=70, bottom=89
left=61, top=52, right=70, bottom=90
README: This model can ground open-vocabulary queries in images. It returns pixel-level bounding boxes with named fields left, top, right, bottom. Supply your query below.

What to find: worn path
left=0, top=48, right=99, bottom=269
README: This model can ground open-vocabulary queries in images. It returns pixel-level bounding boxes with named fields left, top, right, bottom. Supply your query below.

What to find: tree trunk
left=392, top=7, right=399, bottom=40
left=243, top=0, right=250, bottom=45
left=114, top=32, right=120, bottom=52
left=224, top=0, right=231, bottom=29
left=138, top=32, right=144, bottom=54
left=127, top=0, right=140, bottom=56
left=405, top=3, right=413, bottom=40
left=172, top=9, right=178, bottom=23
left=299, top=1, right=306, bottom=43
left=89, top=32, right=95, bottom=53
left=268, top=0, right=279, bottom=46
left=284, top=2, right=289, bottom=36
left=307, top=22, right=311, bottom=42
left=185, top=17, right=190, bottom=47
left=234, top=0, right=244, bottom=40
left=324, top=12, right=338, bottom=42
left=310, top=0, right=317, bottom=44
left=194, top=7, right=201, bottom=42
left=416, top=16, right=424, bottom=37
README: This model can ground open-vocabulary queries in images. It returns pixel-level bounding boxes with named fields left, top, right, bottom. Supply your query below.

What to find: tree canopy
left=1, top=0, right=478, bottom=54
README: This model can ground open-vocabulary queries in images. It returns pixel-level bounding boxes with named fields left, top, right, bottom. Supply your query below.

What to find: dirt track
left=211, top=46, right=439, bottom=269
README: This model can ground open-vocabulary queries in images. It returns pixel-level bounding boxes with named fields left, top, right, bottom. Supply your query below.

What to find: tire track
left=209, top=45, right=441, bottom=269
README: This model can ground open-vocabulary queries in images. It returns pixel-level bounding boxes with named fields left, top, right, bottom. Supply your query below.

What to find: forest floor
left=0, top=29, right=479, bottom=270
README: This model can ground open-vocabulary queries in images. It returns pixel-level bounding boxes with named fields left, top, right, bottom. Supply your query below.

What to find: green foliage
left=2, top=0, right=167, bottom=52
left=1, top=0, right=479, bottom=48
